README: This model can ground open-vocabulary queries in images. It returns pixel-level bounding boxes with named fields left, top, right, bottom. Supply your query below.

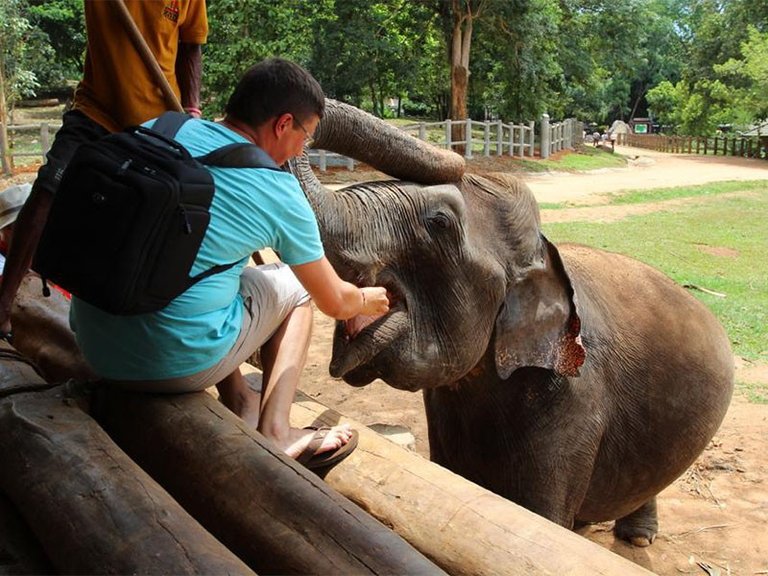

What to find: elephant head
left=289, top=100, right=584, bottom=391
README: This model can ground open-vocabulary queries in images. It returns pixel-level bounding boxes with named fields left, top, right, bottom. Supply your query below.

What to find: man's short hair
left=225, top=58, right=325, bottom=126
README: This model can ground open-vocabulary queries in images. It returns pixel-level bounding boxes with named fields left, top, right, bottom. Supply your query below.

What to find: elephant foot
left=614, top=498, right=658, bottom=547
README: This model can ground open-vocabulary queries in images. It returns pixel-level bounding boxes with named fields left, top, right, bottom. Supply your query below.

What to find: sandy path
left=520, top=145, right=768, bottom=204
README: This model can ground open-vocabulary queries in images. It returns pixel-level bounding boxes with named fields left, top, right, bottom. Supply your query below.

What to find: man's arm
left=290, top=256, right=389, bottom=320
left=0, top=189, right=54, bottom=337
left=176, top=43, right=203, bottom=116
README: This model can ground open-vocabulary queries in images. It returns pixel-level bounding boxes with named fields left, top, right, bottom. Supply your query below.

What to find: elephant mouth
left=328, top=284, right=408, bottom=380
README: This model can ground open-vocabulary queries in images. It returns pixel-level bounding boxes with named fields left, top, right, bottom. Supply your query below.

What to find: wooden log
left=10, top=275, right=95, bottom=383
left=289, top=390, right=655, bottom=576
left=93, top=387, right=445, bottom=576
left=0, top=492, right=54, bottom=574
left=0, top=385, right=255, bottom=575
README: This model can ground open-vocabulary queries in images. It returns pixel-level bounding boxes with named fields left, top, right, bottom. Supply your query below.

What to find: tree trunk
left=450, top=0, right=473, bottom=154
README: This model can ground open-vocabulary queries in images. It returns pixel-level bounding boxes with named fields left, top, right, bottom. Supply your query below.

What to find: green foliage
left=202, top=0, right=326, bottom=116
left=5, top=0, right=766, bottom=135
left=714, top=26, right=768, bottom=121
left=542, top=184, right=768, bottom=364
left=0, top=0, right=83, bottom=104
left=307, top=0, right=444, bottom=117
left=27, top=0, right=85, bottom=81
left=1, top=0, right=41, bottom=104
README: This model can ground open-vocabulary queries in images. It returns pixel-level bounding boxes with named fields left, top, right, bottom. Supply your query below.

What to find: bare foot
left=277, top=424, right=354, bottom=460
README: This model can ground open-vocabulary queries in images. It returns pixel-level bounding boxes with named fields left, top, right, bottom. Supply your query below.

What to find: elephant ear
left=494, top=236, right=585, bottom=379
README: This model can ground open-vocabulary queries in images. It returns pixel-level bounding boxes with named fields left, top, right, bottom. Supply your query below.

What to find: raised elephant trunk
left=312, top=99, right=465, bottom=183
left=288, top=99, right=465, bottom=226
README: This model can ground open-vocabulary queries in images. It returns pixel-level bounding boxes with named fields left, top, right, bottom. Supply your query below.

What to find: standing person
left=70, top=58, right=389, bottom=468
left=0, top=0, right=208, bottom=342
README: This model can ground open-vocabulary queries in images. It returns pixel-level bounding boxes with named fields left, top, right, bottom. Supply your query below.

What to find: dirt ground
left=302, top=146, right=768, bottom=576
left=2, top=145, right=765, bottom=575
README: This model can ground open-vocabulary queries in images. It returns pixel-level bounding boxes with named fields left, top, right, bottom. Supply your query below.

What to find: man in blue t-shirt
left=70, top=58, right=390, bottom=469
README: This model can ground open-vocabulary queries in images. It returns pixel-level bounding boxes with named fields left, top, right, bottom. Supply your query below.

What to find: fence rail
left=0, top=122, right=62, bottom=171
left=1, top=114, right=586, bottom=175
left=399, top=118, right=537, bottom=159
left=618, top=133, right=767, bottom=159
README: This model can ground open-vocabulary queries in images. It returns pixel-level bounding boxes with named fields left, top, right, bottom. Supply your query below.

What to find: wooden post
left=289, top=390, right=655, bottom=576
left=40, top=122, right=50, bottom=161
left=445, top=118, right=452, bottom=151
left=483, top=121, right=490, bottom=156
left=0, top=65, right=11, bottom=176
left=0, top=385, right=255, bottom=576
left=93, top=387, right=445, bottom=576
left=318, top=149, right=327, bottom=171
left=0, top=125, right=9, bottom=176
left=541, top=114, right=551, bottom=159
left=496, top=120, right=503, bottom=156
left=10, top=275, right=96, bottom=384
left=528, top=120, right=535, bottom=157
left=465, top=118, right=473, bottom=159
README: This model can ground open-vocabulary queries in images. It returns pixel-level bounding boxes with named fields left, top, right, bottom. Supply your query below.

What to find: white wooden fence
left=399, top=119, right=536, bottom=159
left=1, top=114, right=583, bottom=175
left=0, top=121, right=62, bottom=174
left=540, top=114, right=583, bottom=159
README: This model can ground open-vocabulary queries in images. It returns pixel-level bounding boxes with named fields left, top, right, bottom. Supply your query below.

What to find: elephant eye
left=427, top=212, right=452, bottom=231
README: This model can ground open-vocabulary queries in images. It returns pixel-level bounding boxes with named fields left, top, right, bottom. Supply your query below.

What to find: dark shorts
left=34, top=110, right=109, bottom=196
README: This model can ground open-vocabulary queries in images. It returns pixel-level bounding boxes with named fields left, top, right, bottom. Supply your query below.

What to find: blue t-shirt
left=70, top=119, right=324, bottom=380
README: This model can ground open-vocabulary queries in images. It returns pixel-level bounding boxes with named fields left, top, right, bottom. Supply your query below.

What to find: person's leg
left=215, top=368, right=261, bottom=428
left=256, top=301, right=352, bottom=458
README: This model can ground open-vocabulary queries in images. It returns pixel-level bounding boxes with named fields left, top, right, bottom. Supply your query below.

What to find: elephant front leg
left=614, top=498, right=658, bottom=546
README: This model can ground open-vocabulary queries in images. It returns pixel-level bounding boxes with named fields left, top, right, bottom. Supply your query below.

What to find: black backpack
left=33, top=111, right=278, bottom=315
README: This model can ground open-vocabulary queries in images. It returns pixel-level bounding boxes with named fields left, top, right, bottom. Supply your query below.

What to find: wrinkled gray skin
left=289, top=100, right=734, bottom=546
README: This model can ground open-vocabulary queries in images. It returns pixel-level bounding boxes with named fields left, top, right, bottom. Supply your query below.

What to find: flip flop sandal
left=296, top=426, right=359, bottom=471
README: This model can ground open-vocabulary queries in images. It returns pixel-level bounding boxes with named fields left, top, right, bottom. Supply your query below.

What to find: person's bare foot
left=273, top=423, right=354, bottom=460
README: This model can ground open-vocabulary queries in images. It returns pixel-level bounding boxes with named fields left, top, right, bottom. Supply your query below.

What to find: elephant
left=288, top=100, right=734, bottom=546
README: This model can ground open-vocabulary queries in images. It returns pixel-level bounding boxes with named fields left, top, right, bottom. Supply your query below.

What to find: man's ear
left=274, top=112, right=293, bottom=138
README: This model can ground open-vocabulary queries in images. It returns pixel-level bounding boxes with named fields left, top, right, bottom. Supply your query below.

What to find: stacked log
left=289, top=388, right=655, bottom=576
left=0, top=363, right=254, bottom=574
left=93, top=387, right=444, bottom=575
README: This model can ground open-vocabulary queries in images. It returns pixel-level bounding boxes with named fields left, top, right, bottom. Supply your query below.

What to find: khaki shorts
left=108, top=263, right=309, bottom=393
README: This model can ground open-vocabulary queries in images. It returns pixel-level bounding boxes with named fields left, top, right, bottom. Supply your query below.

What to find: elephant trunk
left=311, top=99, right=465, bottom=184
left=288, top=98, right=465, bottom=241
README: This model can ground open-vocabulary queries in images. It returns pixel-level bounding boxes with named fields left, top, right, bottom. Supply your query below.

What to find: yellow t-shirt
left=74, top=0, right=208, bottom=132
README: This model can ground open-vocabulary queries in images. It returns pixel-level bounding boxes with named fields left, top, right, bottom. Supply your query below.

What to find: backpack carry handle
left=131, top=125, right=192, bottom=159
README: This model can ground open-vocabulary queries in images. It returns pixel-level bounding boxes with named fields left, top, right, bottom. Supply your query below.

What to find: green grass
left=538, top=146, right=628, bottom=171
left=596, top=180, right=768, bottom=206
left=542, top=185, right=768, bottom=401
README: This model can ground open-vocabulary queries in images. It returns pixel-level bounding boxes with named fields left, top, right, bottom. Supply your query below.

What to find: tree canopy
left=1, top=0, right=765, bottom=136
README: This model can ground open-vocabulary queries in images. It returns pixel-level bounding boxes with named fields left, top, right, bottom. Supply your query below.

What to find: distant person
left=0, top=0, right=208, bottom=343
left=69, top=58, right=390, bottom=468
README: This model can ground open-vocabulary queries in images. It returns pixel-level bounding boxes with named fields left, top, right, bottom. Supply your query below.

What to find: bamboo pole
left=111, top=0, right=183, bottom=112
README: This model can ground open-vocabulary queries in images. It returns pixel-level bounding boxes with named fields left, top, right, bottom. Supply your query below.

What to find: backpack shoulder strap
left=199, top=142, right=281, bottom=170
left=151, top=111, right=193, bottom=137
